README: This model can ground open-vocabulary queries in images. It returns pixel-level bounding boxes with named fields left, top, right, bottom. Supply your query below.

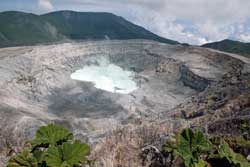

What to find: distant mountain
left=0, top=11, right=178, bottom=47
left=202, top=39, right=250, bottom=58
left=0, top=11, right=62, bottom=47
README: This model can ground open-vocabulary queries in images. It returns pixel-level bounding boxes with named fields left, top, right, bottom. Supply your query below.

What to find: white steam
left=70, top=57, right=137, bottom=94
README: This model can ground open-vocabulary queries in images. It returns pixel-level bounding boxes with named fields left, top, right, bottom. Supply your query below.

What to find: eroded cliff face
left=90, top=48, right=250, bottom=167
left=170, top=60, right=250, bottom=135
left=0, top=40, right=249, bottom=166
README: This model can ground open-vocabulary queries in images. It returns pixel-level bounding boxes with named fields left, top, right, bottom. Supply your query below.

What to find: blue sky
left=1, top=0, right=250, bottom=45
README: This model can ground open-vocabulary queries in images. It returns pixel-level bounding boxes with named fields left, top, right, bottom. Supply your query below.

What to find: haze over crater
left=70, top=57, right=137, bottom=94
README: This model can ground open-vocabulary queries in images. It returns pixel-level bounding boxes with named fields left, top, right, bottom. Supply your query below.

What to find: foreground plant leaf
left=45, top=141, right=90, bottom=167
left=7, top=150, right=38, bottom=167
left=194, top=160, right=208, bottom=167
left=176, top=129, right=211, bottom=167
left=32, top=124, right=73, bottom=148
left=32, top=149, right=46, bottom=164
left=218, top=140, right=250, bottom=167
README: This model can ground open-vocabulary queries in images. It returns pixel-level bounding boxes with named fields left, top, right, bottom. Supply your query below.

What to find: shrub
left=163, top=128, right=250, bottom=167
left=7, top=124, right=90, bottom=167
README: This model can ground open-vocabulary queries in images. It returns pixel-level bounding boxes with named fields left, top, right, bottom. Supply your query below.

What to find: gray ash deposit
left=0, top=39, right=250, bottom=166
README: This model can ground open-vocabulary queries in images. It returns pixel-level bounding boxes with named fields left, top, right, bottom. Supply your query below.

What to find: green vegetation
left=163, top=128, right=250, bottom=167
left=7, top=124, right=90, bottom=167
left=7, top=125, right=250, bottom=167
left=0, top=11, right=178, bottom=47
left=202, top=39, right=250, bottom=58
left=175, top=129, right=212, bottom=167
left=0, top=11, right=61, bottom=47
left=217, top=140, right=250, bottom=167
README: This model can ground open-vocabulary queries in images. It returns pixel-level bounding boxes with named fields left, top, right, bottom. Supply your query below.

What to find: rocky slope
left=0, top=40, right=250, bottom=166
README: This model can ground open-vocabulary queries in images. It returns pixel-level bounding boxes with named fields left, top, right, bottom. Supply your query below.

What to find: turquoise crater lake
left=70, top=58, right=137, bottom=94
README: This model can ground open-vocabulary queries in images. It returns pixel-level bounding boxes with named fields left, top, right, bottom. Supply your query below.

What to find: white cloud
left=36, top=0, right=250, bottom=44
left=60, top=0, right=250, bottom=44
left=240, top=34, right=250, bottom=42
left=38, top=0, right=54, bottom=10
left=127, top=0, right=250, bottom=44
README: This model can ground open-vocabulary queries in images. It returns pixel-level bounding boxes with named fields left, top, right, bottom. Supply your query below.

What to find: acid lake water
left=70, top=58, right=137, bottom=94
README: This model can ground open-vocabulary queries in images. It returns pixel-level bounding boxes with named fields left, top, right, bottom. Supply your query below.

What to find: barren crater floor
left=0, top=40, right=249, bottom=149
